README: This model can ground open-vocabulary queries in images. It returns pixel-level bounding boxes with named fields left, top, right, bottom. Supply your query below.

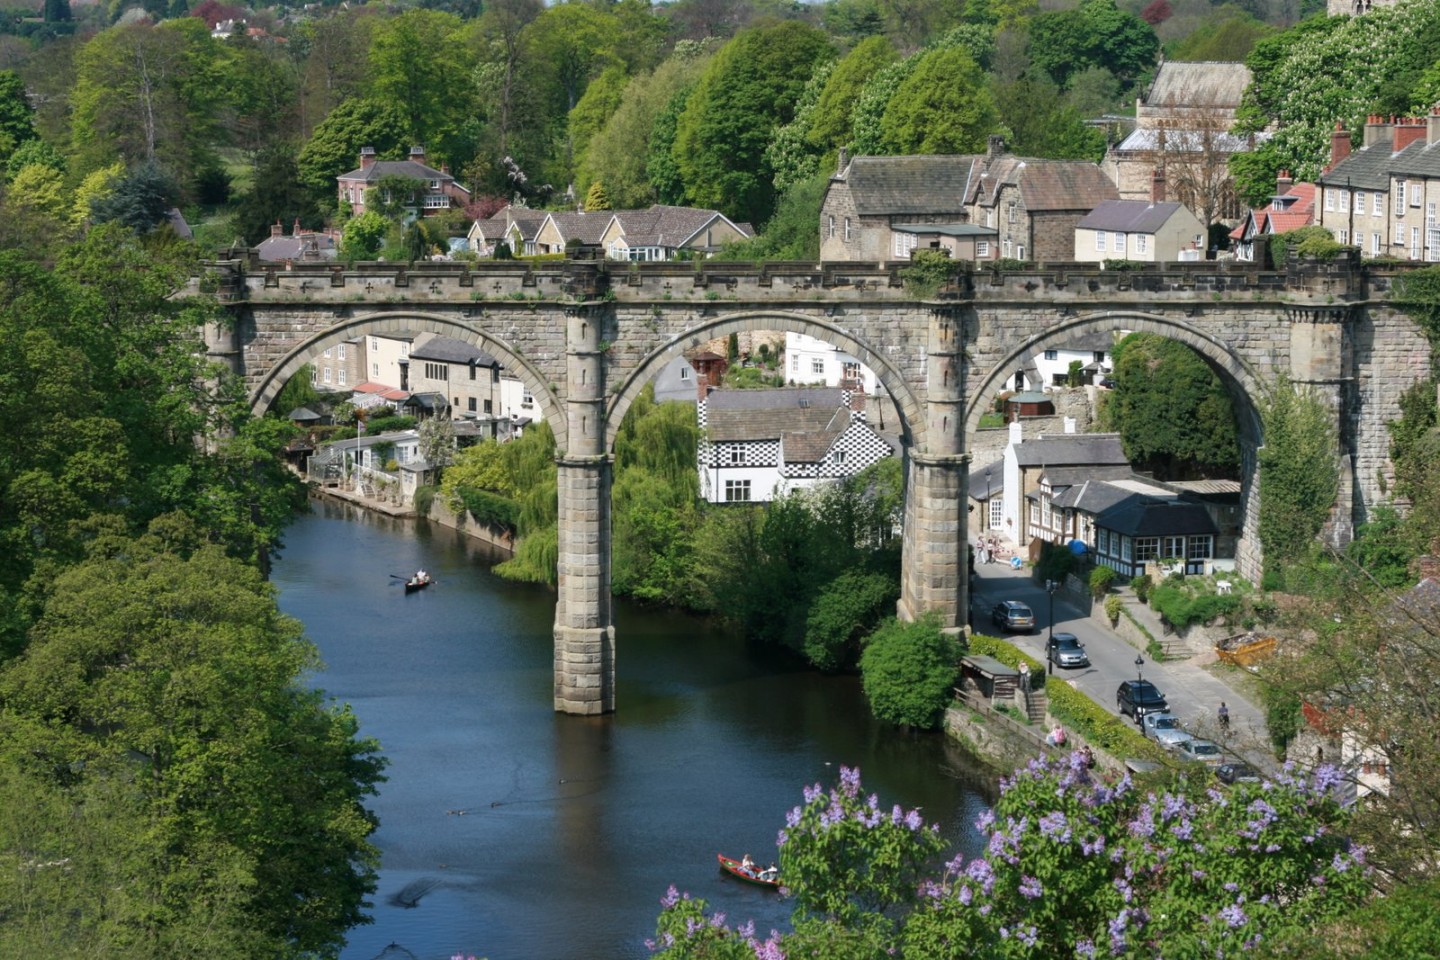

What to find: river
left=271, top=499, right=999, bottom=960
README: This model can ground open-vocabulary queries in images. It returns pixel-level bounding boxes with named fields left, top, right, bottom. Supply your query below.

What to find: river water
left=272, top=499, right=999, bottom=960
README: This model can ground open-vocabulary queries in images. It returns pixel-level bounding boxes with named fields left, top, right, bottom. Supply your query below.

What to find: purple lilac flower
left=1019, top=875, right=1044, bottom=899
left=709, top=912, right=727, bottom=928
left=787, top=806, right=802, bottom=828
left=1108, top=909, right=1130, bottom=955
left=1039, top=810, right=1071, bottom=842
left=1220, top=903, right=1248, bottom=928
left=976, top=808, right=996, bottom=832
left=1171, top=819, right=1194, bottom=841
left=905, top=808, right=924, bottom=831
left=1223, top=882, right=1239, bottom=893
left=1333, top=852, right=1353, bottom=873
left=738, top=920, right=755, bottom=939
left=1017, top=926, right=1039, bottom=948
left=966, top=857, right=996, bottom=895
left=1161, top=793, right=1187, bottom=820
left=1113, top=878, right=1133, bottom=904
left=777, top=829, right=788, bottom=847
left=1081, top=834, right=1107, bottom=856
left=661, top=886, right=680, bottom=908
left=1129, top=805, right=1156, bottom=838
left=840, top=765, right=862, bottom=796
left=753, top=936, right=785, bottom=960
left=686, top=917, right=702, bottom=936
left=959, top=884, right=973, bottom=906
left=1075, top=938, right=1097, bottom=958
left=803, top=783, right=822, bottom=804
left=1192, top=869, right=1206, bottom=880
left=1312, top=764, right=1345, bottom=794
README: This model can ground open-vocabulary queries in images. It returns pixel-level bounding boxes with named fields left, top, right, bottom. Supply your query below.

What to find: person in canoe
left=759, top=863, right=778, bottom=882
left=740, top=854, right=756, bottom=876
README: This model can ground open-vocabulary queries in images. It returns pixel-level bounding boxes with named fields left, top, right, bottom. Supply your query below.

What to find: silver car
left=1141, top=712, right=1193, bottom=750
left=1177, top=738, right=1225, bottom=765
left=1046, top=632, right=1090, bottom=669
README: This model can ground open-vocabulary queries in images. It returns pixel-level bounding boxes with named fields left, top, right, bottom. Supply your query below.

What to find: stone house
left=337, top=146, right=471, bottom=218
left=256, top=219, right=338, bottom=263
left=1316, top=110, right=1440, bottom=260
left=819, top=138, right=1118, bottom=263
left=1000, top=423, right=1131, bottom=545
left=697, top=387, right=895, bottom=504
left=467, top=208, right=545, bottom=257
left=533, top=211, right=610, bottom=255
left=1229, top=173, right=1316, bottom=263
left=406, top=332, right=504, bottom=421
left=1073, top=200, right=1207, bottom=263
left=312, top=337, right=364, bottom=391
left=1101, top=60, right=1260, bottom=226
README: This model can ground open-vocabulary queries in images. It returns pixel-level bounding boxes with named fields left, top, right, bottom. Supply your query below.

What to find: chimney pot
left=1395, top=117, right=1427, bottom=152
left=1151, top=165, right=1166, bottom=203
left=988, top=134, right=1005, bottom=159
left=271, top=220, right=283, bottom=237
left=837, top=146, right=849, bottom=174
left=359, top=146, right=376, bottom=170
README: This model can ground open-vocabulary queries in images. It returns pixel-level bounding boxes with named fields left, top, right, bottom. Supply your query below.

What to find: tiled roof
left=1012, top=160, right=1119, bottom=212
left=410, top=332, right=499, bottom=367
left=256, top=233, right=337, bottom=262
left=1050, top=477, right=1174, bottom=512
left=1079, top=200, right=1188, bottom=233
left=1013, top=433, right=1128, bottom=468
left=782, top=429, right=842, bottom=463
left=611, top=205, right=752, bottom=248
left=1142, top=61, right=1252, bottom=112
left=1113, top=127, right=1267, bottom=154
left=1389, top=137, right=1440, bottom=178
left=1042, top=464, right=1132, bottom=488
left=544, top=211, right=609, bottom=245
left=1097, top=499, right=1218, bottom=537
left=1317, top=136, right=1397, bottom=190
left=705, top=388, right=847, bottom=442
left=338, top=158, right=456, bottom=185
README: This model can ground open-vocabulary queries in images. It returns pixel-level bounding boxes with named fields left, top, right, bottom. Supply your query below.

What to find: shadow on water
left=275, top=498, right=1001, bottom=959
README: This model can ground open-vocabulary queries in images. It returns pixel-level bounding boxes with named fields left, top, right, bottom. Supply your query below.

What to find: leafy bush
left=1150, top=583, right=1242, bottom=628
left=364, top=415, right=417, bottom=434
left=412, top=485, right=435, bottom=517
left=1131, top=574, right=1152, bottom=602
left=804, top=570, right=900, bottom=672
left=458, top=488, right=519, bottom=531
left=859, top=614, right=961, bottom=729
left=1089, top=565, right=1116, bottom=598
left=1104, top=594, right=1123, bottom=623
left=899, top=248, right=958, bottom=298
left=1033, top=541, right=1076, bottom=583
left=1045, top=680, right=1166, bottom=762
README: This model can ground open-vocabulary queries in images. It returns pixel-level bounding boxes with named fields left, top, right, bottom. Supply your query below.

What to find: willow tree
left=1258, top=376, right=1339, bottom=573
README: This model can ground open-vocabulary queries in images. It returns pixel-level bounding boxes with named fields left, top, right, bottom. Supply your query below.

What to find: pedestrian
left=1218, top=701, right=1230, bottom=733
left=1018, top=659, right=1031, bottom=691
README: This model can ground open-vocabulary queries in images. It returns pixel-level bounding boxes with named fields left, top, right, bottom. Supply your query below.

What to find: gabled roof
left=541, top=210, right=609, bottom=245
left=338, top=157, right=456, bottom=185
left=1142, top=61, right=1252, bottom=113
left=1041, top=464, right=1133, bottom=489
left=1079, top=200, right=1189, bottom=233
left=995, top=159, right=1119, bottom=212
left=1112, top=127, right=1267, bottom=155
left=1231, top=183, right=1316, bottom=241
left=839, top=155, right=981, bottom=217
left=1050, top=476, right=1175, bottom=512
left=1317, top=135, right=1398, bottom=191
left=704, top=388, right=847, bottom=442
left=607, top=205, right=753, bottom=248
left=1012, top=433, right=1128, bottom=468
left=256, top=233, right=337, bottom=262
left=409, top=332, right=499, bottom=368
left=1097, top=499, right=1218, bottom=537
left=969, top=459, right=1004, bottom=499
left=782, top=429, right=843, bottom=463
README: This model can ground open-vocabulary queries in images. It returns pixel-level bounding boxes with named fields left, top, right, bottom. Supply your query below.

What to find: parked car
left=1216, top=762, right=1261, bottom=784
left=1116, top=680, right=1168, bottom=719
left=1177, top=738, right=1224, bottom=765
left=991, top=600, right=1035, bottom=633
left=1046, top=632, right=1089, bottom=669
left=1140, top=711, right=1192, bottom=750
left=1099, top=376, right=1117, bottom=389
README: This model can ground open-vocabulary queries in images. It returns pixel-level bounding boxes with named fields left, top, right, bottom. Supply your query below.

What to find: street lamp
left=1134, top=655, right=1144, bottom=685
left=1046, top=579, right=1059, bottom=675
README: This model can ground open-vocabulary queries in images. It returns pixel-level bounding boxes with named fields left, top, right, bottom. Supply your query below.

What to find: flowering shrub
left=649, top=759, right=1369, bottom=958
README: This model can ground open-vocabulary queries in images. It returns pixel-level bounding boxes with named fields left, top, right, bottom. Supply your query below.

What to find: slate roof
left=989, top=159, right=1119, bottom=212
left=892, top=222, right=997, bottom=237
left=1050, top=476, right=1174, bottom=512
left=841, top=155, right=981, bottom=216
left=1097, top=499, right=1218, bottom=537
left=1041, top=464, right=1133, bottom=489
left=409, top=333, right=500, bottom=368
left=1079, top=200, right=1189, bottom=233
left=256, top=233, right=337, bottom=262
left=338, top=155, right=456, bottom=185
left=1387, top=136, right=1440, bottom=178
left=705, top=388, right=847, bottom=442
left=1012, top=433, right=1128, bottom=468
left=1112, top=127, right=1267, bottom=155
left=1142, top=61, right=1252, bottom=112
left=969, top=459, right=1005, bottom=499
left=1317, top=136, right=1399, bottom=191
left=286, top=406, right=322, bottom=422
left=1056, top=332, right=1115, bottom=353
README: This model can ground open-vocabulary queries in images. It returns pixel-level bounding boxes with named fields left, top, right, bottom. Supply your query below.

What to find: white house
left=361, top=332, right=414, bottom=391
left=784, top=332, right=879, bottom=394
left=1073, top=200, right=1206, bottom=263
left=697, top=387, right=894, bottom=504
left=1031, top=333, right=1114, bottom=389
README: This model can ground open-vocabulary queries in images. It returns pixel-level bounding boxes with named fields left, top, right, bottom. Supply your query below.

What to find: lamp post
left=1046, top=579, right=1058, bottom=675
left=1134, top=655, right=1146, bottom=727
left=1135, top=655, right=1144, bottom=685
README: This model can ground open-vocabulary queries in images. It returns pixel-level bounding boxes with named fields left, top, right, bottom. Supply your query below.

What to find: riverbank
left=309, top=482, right=517, bottom=555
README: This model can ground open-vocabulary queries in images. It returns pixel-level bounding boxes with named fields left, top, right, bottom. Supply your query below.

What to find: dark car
left=1046, top=632, right=1089, bottom=669
left=1099, top=376, right=1117, bottom=389
left=1116, top=679, right=1168, bottom=719
left=991, top=600, right=1036, bottom=633
left=1216, top=762, right=1262, bottom=785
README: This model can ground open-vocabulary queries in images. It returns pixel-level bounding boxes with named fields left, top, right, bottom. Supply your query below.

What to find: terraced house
left=1317, top=110, right=1440, bottom=260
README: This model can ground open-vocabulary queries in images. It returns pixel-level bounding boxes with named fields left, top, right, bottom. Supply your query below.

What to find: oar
left=390, top=574, right=410, bottom=584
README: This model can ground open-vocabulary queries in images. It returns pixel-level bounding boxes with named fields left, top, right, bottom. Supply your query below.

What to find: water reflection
left=273, top=499, right=998, bottom=960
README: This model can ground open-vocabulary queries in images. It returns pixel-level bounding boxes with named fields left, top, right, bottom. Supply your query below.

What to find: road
left=968, top=555, right=1272, bottom=768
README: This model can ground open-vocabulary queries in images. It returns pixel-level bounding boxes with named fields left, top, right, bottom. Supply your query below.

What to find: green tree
left=569, top=63, right=629, bottom=196
left=520, top=2, right=623, bottom=185
left=994, top=75, right=1106, bottom=161
left=368, top=10, right=471, bottom=162
left=803, top=570, right=899, bottom=672
left=1168, top=7, right=1273, bottom=62
left=296, top=98, right=410, bottom=203
left=5, top=138, right=64, bottom=180
left=234, top=143, right=322, bottom=246
left=807, top=35, right=896, bottom=155
left=88, top=161, right=177, bottom=234
left=337, top=210, right=390, bottom=261
left=0, top=70, right=36, bottom=162
left=712, top=171, right=830, bottom=262
left=879, top=46, right=998, bottom=155
left=1028, top=0, right=1158, bottom=92
left=763, top=58, right=834, bottom=196
left=674, top=20, right=833, bottom=226
left=1258, top=376, right=1339, bottom=570
left=493, top=422, right=559, bottom=584
left=859, top=614, right=960, bottom=729
left=646, top=83, right=695, bottom=206
left=1103, top=332, right=1241, bottom=479
left=0, top=536, right=384, bottom=956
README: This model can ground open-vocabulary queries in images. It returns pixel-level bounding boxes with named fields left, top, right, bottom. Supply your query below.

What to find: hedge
left=1149, top=583, right=1242, bottom=628
left=457, top=487, right=519, bottom=532
left=964, top=634, right=1166, bottom=763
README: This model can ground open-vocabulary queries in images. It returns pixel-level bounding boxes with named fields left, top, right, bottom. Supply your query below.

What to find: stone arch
left=966, top=310, right=1271, bottom=579
left=604, top=310, right=928, bottom=452
left=965, top=312, right=1267, bottom=441
left=249, top=311, right=568, bottom=451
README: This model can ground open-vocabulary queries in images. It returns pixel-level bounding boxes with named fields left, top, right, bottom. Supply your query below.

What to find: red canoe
left=717, top=853, right=780, bottom=888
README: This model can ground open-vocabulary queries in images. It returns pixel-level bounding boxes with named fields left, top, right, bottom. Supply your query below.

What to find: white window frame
left=1395, top=181, right=1407, bottom=214
left=1429, top=227, right=1440, bottom=261
left=728, top=446, right=748, bottom=465
left=337, top=369, right=347, bottom=386
left=1338, top=229, right=1349, bottom=245
left=1338, top=188, right=1349, bottom=210
left=811, top=358, right=825, bottom=376
left=892, top=232, right=917, bottom=258
left=1372, top=233, right=1381, bottom=256
left=1411, top=181, right=1423, bottom=207
left=1373, top=192, right=1383, bottom=216
left=1412, top=226, right=1422, bottom=260
left=1095, top=231, right=1107, bottom=253
left=724, top=479, right=752, bottom=503
left=323, top=367, right=332, bottom=384
left=977, top=239, right=989, bottom=257
left=844, top=218, right=852, bottom=241
left=1325, top=188, right=1335, bottom=211
left=827, top=215, right=835, bottom=238
left=1136, top=235, right=1148, bottom=255
left=1355, top=190, right=1365, bottom=213
left=1114, top=232, right=1126, bottom=254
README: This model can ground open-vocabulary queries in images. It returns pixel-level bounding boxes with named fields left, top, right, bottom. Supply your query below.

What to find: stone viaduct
left=195, top=253, right=1431, bottom=714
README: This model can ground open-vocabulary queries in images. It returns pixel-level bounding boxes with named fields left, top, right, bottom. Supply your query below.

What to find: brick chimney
left=1330, top=122, right=1352, bottom=167
left=359, top=145, right=376, bottom=170
left=271, top=220, right=283, bottom=237
left=988, top=134, right=1006, bottom=159
left=836, top=146, right=849, bottom=174
left=409, top=145, right=426, bottom=161
left=1151, top=165, right=1166, bottom=202
left=1394, top=116, right=1427, bottom=152
left=1364, top=114, right=1392, bottom=147
left=1276, top=169, right=1293, bottom=194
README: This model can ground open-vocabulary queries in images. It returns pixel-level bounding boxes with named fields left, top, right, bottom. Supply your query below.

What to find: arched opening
left=249, top=311, right=568, bottom=453
left=966, top=312, right=1267, bottom=581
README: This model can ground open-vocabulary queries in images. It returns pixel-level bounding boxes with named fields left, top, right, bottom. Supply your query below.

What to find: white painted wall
left=784, top=332, right=878, bottom=394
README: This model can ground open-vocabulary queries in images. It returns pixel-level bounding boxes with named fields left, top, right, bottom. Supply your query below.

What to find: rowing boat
left=717, top=853, right=779, bottom=888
